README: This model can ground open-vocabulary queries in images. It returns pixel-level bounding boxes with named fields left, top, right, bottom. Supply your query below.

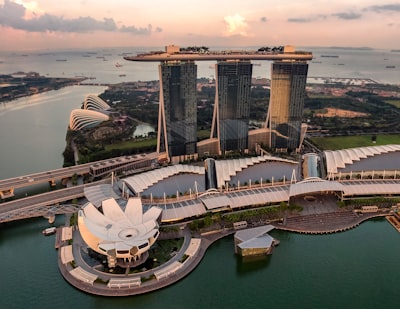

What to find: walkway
left=57, top=210, right=389, bottom=296
left=277, top=210, right=389, bottom=234
left=57, top=223, right=231, bottom=296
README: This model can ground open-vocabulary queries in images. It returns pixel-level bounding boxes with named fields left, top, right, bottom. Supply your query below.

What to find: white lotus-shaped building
left=78, top=197, right=162, bottom=263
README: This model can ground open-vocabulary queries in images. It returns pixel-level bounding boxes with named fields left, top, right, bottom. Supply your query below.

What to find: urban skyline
left=1, top=0, right=400, bottom=51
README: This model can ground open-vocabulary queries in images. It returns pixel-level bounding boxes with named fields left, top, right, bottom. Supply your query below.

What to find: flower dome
left=69, top=109, right=109, bottom=131
left=78, top=197, right=162, bottom=261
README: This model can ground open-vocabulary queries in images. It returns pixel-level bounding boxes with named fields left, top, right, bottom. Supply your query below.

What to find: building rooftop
left=124, top=45, right=313, bottom=62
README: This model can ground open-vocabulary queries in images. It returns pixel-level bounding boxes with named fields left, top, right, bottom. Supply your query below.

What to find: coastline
left=0, top=73, right=87, bottom=103
left=58, top=210, right=391, bottom=297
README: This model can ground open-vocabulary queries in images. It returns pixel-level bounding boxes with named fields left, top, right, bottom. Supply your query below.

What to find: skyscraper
left=267, top=61, right=308, bottom=152
left=125, top=44, right=312, bottom=157
left=157, top=61, right=197, bottom=159
left=211, top=60, right=253, bottom=153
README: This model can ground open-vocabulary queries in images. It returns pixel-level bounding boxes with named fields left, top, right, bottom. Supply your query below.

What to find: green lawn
left=384, top=100, right=400, bottom=108
left=103, top=130, right=212, bottom=151
left=104, top=138, right=157, bottom=151
left=310, top=134, right=400, bottom=150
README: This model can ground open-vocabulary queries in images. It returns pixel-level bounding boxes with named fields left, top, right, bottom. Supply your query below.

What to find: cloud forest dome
left=78, top=197, right=162, bottom=260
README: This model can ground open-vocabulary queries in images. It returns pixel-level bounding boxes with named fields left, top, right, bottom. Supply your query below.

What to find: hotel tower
left=157, top=61, right=197, bottom=160
left=211, top=60, right=253, bottom=153
left=124, top=45, right=312, bottom=160
left=267, top=60, right=309, bottom=152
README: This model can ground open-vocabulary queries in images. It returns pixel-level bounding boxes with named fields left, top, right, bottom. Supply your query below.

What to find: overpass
left=0, top=164, right=92, bottom=199
left=0, top=180, right=109, bottom=223
left=0, top=152, right=158, bottom=199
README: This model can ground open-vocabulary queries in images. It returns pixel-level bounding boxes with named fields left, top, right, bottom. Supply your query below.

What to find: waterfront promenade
left=57, top=209, right=390, bottom=296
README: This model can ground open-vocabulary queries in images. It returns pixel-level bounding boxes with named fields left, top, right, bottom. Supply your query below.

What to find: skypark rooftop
left=124, top=45, right=313, bottom=62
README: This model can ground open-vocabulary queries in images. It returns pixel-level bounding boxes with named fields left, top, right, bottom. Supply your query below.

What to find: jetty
left=386, top=212, right=400, bottom=232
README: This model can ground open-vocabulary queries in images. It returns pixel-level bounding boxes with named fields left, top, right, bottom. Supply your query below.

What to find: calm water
left=1, top=217, right=400, bottom=309
left=0, top=46, right=399, bottom=84
left=0, top=47, right=399, bottom=308
left=0, top=86, right=105, bottom=179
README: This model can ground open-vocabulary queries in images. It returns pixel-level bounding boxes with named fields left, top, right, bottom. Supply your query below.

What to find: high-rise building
left=267, top=61, right=308, bottom=152
left=124, top=45, right=312, bottom=157
left=211, top=60, right=253, bottom=153
left=157, top=61, right=197, bottom=159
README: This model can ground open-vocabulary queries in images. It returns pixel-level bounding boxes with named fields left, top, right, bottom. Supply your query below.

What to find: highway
left=0, top=152, right=157, bottom=196
left=0, top=179, right=109, bottom=223
left=0, top=163, right=92, bottom=192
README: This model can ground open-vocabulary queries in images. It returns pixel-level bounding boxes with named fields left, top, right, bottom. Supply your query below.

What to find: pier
left=386, top=212, right=400, bottom=232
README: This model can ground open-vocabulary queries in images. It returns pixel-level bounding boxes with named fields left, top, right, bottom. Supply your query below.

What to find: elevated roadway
left=0, top=164, right=92, bottom=199
left=0, top=152, right=158, bottom=199
left=0, top=179, right=109, bottom=223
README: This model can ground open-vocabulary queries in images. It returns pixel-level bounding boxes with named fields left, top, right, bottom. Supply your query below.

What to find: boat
left=385, top=65, right=396, bottom=69
left=56, top=59, right=67, bottom=62
left=115, top=63, right=123, bottom=67
left=42, top=227, right=56, bottom=236
left=119, top=74, right=127, bottom=77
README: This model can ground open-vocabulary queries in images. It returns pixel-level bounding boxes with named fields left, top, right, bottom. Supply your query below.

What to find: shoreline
left=0, top=73, right=87, bottom=104
left=58, top=210, right=391, bottom=297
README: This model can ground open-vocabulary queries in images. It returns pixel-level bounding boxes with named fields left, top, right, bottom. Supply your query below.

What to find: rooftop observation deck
left=124, top=45, right=313, bottom=62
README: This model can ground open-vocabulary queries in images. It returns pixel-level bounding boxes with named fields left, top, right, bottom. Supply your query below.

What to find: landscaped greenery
left=222, top=205, right=281, bottom=223
left=104, top=138, right=157, bottom=151
left=309, top=134, right=400, bottom=150
left=343, top=197, right=400, bottom=208
left=147, top=238, right=184, bottom=266
left=384, top=100, right=400, bottom=109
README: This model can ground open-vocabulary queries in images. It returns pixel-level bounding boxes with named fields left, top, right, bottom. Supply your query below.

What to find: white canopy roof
left=289, top=177, right=345, bottom=197
left=325, top=145, right=400, bottom=174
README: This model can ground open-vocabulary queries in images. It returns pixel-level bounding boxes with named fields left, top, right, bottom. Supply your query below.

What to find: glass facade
left=214, top=61, right=253, bottom=152
left=268, top=61, right=308, bottom=151
left=159, top=61, right=197, bottom=157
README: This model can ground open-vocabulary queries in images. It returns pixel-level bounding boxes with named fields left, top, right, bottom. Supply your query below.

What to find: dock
left=386, top=214, right=400, bottom=232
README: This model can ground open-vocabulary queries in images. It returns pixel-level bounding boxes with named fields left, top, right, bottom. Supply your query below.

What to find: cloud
left=223, top=14, right=249, bottom=36
left=0, top=0, right=160, bottom=34
left=119, top=24, right=151, bottom=35
left=287, top=17, right=312, bottom=23
left=367, top=4, right=400, bottom=12
left=260, top=16, right=267, bottom=22
left=332, top=12, right=362, bottom=20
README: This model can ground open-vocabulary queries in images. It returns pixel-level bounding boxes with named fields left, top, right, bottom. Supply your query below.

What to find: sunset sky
left=1, top=0, right=399, bottom=51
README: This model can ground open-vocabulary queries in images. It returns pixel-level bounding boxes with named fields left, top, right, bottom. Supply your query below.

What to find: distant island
left=0, top=72, right=86, bottom=103
left=328, top=46, right=373, bottom=51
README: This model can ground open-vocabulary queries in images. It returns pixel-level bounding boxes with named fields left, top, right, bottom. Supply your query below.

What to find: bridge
left=0, top=152, right=158, bottom=199
left=0, top=179, right=109, bottom=223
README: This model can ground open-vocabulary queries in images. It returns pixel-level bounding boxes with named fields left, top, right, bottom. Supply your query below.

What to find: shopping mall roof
left=289, top=177, right=345, bottom=197
left=122, top=164, right=204, bottom=194
left=324, top=145, right=400, bottom=174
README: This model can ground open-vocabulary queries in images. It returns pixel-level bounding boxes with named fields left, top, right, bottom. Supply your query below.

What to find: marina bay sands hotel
left=124, top=45, right=312, bottom=163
